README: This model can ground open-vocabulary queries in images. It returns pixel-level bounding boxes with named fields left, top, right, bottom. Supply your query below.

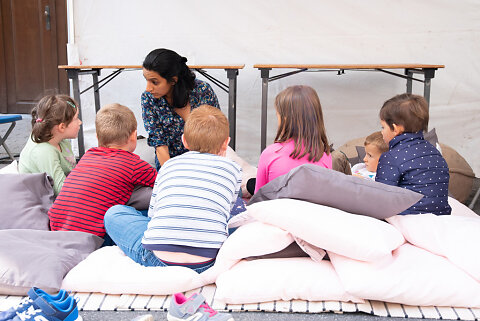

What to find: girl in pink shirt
left=254, top=85, right=332, bottom=193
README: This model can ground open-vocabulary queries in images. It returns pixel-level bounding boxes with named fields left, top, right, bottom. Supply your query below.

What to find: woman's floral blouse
left=141, top=79, right=220, bottom=160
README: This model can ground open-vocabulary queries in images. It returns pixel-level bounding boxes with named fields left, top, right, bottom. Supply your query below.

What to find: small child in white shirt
left=351, top=131, right=388, bottom=180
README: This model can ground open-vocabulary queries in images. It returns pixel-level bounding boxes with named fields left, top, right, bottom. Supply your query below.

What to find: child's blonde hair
left=364, top=131, right=388, bottom=153
left=30, top=95, right=78, bottom=143
left=379, top=93, right=429, bottom=133
left=95, top=103, right=137, bottom=147
left=274, top=85, right=330, bottom=162
left=183, top=105, right=229, bottom=154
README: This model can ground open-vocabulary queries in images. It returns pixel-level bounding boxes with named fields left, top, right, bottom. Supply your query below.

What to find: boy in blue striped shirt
left=104, top=105, right=242, bottom=273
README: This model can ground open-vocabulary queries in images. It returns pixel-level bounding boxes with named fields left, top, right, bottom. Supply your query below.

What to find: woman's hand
left=156, top=146, right=170, bottom=166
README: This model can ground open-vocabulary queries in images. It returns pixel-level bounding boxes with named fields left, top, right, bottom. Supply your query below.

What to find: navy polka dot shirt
left=375, top=131, right=451, bottom=215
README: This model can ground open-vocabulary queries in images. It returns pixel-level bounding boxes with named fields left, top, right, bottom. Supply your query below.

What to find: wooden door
left=0, top=0, right=67, bottom=114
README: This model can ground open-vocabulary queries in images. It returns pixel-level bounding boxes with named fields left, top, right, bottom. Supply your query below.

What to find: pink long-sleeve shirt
left=255, top=140, right=333, bottom=193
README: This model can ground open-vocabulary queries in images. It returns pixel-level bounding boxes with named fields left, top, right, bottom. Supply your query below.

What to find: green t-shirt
left=19, top=138, right=76, bottom=195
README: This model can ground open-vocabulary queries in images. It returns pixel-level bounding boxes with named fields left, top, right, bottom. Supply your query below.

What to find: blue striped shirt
left=142, top=151, right=242, bottom=257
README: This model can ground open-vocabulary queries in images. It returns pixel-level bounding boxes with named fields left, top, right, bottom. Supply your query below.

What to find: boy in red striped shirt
left=48, top=103, right=157, bottom=241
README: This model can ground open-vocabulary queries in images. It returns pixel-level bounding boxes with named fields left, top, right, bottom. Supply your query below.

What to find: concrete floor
left=1, top=115, right=479, bottom=321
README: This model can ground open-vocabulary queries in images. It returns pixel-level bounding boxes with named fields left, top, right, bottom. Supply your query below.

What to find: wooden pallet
left=1, top=285, right=479, bottom=320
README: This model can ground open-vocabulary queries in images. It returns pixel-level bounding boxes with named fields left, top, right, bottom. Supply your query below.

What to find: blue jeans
left=104, top=205, right=214, bottom=273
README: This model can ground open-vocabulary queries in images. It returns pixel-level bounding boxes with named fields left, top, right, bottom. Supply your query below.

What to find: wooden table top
left=59, top=64, right=245, bottom=70
left=254, top=64, right=444, bottom=69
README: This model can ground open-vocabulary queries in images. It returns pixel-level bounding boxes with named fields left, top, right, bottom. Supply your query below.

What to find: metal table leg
left=260, top=68, right=271, bottom=152
left=226, top=69, right=238, bottom=150
left=67, top=69, right=85, bottom=157
left=423, top=68, right=436, bottom=107
left=92, top=69, right=101, bottom=113
left=405, top=69, right=413, bottom=94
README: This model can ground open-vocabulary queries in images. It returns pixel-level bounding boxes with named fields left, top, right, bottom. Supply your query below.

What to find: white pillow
left=215, top=258, right=363, bottom=304
left=0, top=160, right=18, bottom=174
left=62, top=246, right=207, bottom=295
left=448, top=196, right=479, bottom=218
left=387, top=209, right=480, bottom=282
left=329, top=244, right=480, bottom=308
left=248, top=199, right=405, bottom=262
left=201, top=221, right=295, bottom=284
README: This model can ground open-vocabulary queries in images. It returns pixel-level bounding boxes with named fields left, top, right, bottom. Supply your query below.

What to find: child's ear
left=181, top=134, right=189, bottom=150
left=219, top=137, right=230, bottom=156
left=392, top=123, right=405, bottom=135
left=57, top=123, right=66, bottom=133
left=130, top=130, right=137, bottom=141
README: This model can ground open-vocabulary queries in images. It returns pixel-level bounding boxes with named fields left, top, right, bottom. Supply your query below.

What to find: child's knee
left=104, top=204, right=128, bottom=224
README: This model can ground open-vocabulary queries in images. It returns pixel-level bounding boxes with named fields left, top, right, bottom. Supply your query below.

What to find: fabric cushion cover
left=329, top=244, right=480, bottom=308
left=215, top=258, right=362, bottom=304
left=387, top=207, right=480, bottom=282
left=62, top=246, right=207, bottom=295
left=247, top=199, right=405, bottom=262
left=0, top=173, right=54, bottom=230
left=0, top=229, right=102, bottom=295
left=249, top=164, right=423, bottom=220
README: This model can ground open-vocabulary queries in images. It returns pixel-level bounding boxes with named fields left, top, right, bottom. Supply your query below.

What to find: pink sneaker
left=167, top=293, right=233, bottom=321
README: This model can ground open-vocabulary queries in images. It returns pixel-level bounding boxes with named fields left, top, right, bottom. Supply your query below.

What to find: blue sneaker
left=0, top=288, right=67, bottom=321
left=11, top=295, right=81, bottom=321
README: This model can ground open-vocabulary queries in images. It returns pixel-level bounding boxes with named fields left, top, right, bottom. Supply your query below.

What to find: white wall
left=70, top=0, right=480, bottom=175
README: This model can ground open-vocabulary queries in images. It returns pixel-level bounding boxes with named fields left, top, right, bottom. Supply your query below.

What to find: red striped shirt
left=48, top=147, right=157, bottom=237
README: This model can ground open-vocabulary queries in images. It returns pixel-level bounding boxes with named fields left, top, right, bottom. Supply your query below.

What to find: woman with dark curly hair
left=141, top=48, right=220, bottom=169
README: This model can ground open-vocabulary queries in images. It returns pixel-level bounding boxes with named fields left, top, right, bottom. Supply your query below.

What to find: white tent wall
left=69, top=0, right=480, bottom=175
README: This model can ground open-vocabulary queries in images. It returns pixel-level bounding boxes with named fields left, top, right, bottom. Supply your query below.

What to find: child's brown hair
left=364, top=131, right=388, bottom=153
left=30, top=95, right=78, bottom=143
left=95, top=103, right=137, bottom=147
left=379, top=93, right=429, bottom=133
left=183, top=105, right=229, bottom=154
left=275, top=85, right=330, bottom=162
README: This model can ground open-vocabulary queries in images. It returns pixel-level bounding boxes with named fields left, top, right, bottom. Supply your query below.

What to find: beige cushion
left=439, top=143, right=475, bottom=203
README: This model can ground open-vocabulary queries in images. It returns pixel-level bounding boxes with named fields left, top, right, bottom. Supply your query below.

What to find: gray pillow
left=424, top=128, right=439, bottom=147
left=0, top=173, right=54, bottom=230
left=248, top=164, right=423, bottom=219
left=0, top=229, right=102, bottom=295
left=126, top=186, right=153, bottom=210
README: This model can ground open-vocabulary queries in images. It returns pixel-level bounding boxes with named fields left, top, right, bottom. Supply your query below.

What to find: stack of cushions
left=0, top=168, right=102, bottom=295
left=337, top=129, right=475, bottom=203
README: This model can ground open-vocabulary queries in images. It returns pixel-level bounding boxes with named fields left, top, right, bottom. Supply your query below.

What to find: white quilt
left=62, top=197, right=480, bottom=308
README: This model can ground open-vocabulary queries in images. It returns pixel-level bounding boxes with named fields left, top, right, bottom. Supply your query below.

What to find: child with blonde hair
left=48, top=103, right=157, bottom=239
left=352, top=131, right=388, bottom=180
left=19, top=95, right=81, bottom=196
left=104, top=105, right=242, bottom=272
left=376, top=93, right=451, bottom=215
left=254, top=85, right=332, bottom=192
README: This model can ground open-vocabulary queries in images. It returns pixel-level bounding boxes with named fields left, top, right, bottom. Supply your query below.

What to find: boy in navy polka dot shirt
left=375, top=93, right=451, bottom=215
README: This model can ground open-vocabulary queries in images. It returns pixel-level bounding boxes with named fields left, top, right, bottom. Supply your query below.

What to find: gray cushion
left=0, top=173, right=54, bottom=230
left=0, top=229, right=102, bottom=295
left=126, top=186, right=153, bottom=210
left=248, top=164, right=423, bottom=219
